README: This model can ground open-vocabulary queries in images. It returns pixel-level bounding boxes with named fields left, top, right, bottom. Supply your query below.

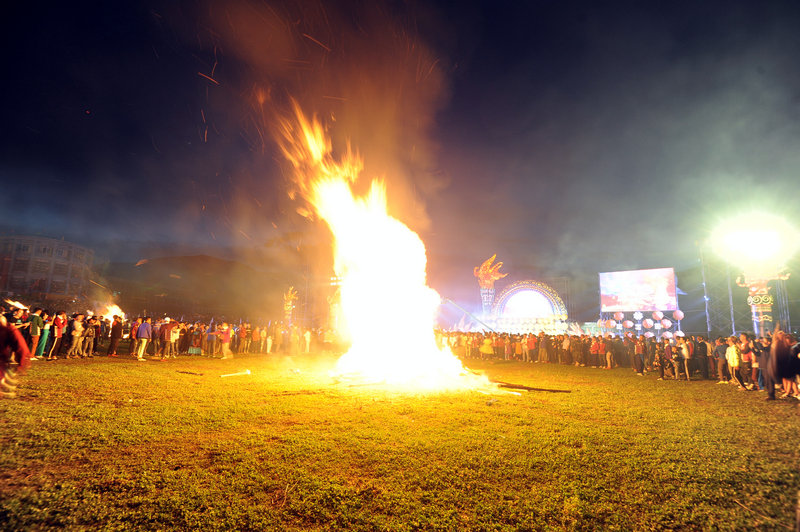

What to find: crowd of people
left=437, top=330, right=800, bottom=401
left=2, top=303, right=799, bottom=403
left=0, top=304, right=326, bottom=398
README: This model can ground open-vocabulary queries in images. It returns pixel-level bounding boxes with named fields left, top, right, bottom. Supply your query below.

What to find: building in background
left=0, top=236, right=94, bottom=303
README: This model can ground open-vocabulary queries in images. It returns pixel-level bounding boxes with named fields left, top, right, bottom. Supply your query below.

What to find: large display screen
left=599, top=268, right=677, bottom=312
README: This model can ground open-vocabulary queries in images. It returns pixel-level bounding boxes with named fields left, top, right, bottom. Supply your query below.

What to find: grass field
left=1, top=353, right=798, bottom=531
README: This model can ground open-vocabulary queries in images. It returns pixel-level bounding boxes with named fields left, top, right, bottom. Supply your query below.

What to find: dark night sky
left=3, top=0, right=800, bottom=318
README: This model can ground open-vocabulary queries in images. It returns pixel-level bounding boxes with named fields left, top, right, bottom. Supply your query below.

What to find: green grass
left=1, top=354, right=798, bottom=530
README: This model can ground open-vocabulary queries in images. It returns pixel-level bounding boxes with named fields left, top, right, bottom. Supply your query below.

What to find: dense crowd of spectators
left=1, top=307, right=319, bottom=362
left=2, top=303, right=798, bottom=403
left=0, top=305, right=327, bottom=398
left=436, top=330, right=800, bottom=401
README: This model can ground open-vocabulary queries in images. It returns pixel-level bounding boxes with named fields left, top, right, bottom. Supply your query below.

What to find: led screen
left=599, top=268, right=677, bottom=312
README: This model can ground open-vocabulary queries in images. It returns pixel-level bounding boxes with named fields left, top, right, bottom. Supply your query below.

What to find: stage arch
left=492, top=280, right=568, bottom=320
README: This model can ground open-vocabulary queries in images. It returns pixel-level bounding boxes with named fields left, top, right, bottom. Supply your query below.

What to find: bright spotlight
left=709, top=211, right=799, bottom=335
left=710, top=212, right=799, bottom=278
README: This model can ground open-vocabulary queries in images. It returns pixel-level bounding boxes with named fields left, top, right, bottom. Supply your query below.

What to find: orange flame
left=99, top=304, right=125, bottom=322
left=277, top=102, right=488, bottom=391
left=4, top=299, right=28, bottom=310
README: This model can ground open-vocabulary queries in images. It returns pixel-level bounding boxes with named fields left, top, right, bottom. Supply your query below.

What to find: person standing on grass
left=713, top=337, right=729, bottom=383
left=603, top=336, right=614, bottom=370
left=693, top=335, right=709, bottom=380
left=739, top=333, right=755, bottom=390
left=34, top=312, right=51, bottom=360
left=662, top=337, right=677, bottom=379
left=128, top=317, right=141, bottom=357
left=755, top=337, right=770, bottom=392
left=674, top=336, right=691, bottom=381
left=725, top=336, right=746, bottom=390
left=82, top=317, right=96, bottom=358
left=48, top=311, right=67, bottom=360
left=106, top=316, right=123, bottom=357
left=66, top=313, right=85, bottom=358
left=27, top=308, right=44, bottom=360
left=217, top=323, right=233, bottom=359
left=769, top=330, right=800, bottom=399
left=135, top=317, right=152, bottom=361
left=206, top=324, right=217, bottom=357
left=633, top=336, right=645, bottom=375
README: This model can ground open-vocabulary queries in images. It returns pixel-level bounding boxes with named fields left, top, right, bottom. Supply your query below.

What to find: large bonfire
left=276, top=102, right=487, bottom=391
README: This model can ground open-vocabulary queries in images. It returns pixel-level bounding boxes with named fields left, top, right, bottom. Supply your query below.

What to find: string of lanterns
left=597, top=310, right=684, bottom=338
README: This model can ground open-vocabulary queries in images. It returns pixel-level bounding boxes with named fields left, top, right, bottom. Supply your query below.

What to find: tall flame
left=277, top=103, right=487, bottom=391
left=100, top=304, right=125, bottom=322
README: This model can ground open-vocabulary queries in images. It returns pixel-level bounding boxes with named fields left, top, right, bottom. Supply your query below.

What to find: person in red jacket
left=47, top=311, right=67, bottom=360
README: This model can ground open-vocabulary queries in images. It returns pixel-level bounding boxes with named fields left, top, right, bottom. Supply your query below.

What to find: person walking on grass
left=48, top=311, right=67, bottom=360
left=27, top=308, right=44, bottom=360
left=726, top=336, right=747, bottom=390
left=106, top=316, right=123, bottom=357
left=135, top=317, right=152, bottom=361
left=0, top=315, right=31, bottom=399
left=675, top=336, right=691, bottom=381
left=211, top=323, right=233, bottom=359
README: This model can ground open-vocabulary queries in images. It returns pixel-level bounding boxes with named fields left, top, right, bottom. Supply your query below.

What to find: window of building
left=9, top=277, right=26, bottom=290
left=50, top=280, right=66, bottom=294
left=12, top=259, right=29, bottom=273
left=56, top=248, right=71, bottom=259
left=15, top=243, right=31, bottom=254
left=37, top=246, right=53, bottom=257
left=52, top=263, right=68, bottom=276
left=32, top=260, right=50, bottom=273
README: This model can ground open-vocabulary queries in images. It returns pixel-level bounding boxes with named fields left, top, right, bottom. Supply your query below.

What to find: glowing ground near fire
left=2, top=355, right=798, bottom=530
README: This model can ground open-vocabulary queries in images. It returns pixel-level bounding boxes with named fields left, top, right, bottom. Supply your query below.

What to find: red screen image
left=599, top=268, right=677, bottom=312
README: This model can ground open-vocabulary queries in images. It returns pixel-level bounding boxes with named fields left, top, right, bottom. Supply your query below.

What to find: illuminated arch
left=492, top=280, right=568, bottom=319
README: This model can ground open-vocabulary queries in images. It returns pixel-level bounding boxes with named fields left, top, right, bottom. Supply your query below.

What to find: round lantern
left=675, top=330, right=685, bottom=337
left=652, top=311, right=664, bottom=320
left=606, top=319, right=617, bottom=329
left=642, top=318, right=654, bottom=329
left=660, top=318, right=672, bottom=329
left=613, top=312, right=625, bottom=321
left=662, top=331, right=673, bottom=339
left=644, top=331, right=655, bottom=338
left=623, top=320, right=634, bottom=328
left=672, top=310, right=684, bottom=321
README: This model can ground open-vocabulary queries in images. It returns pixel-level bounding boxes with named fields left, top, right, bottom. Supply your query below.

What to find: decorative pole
left=736, top=274, right=790, bottom=337
left=473, top=254, right=508, bottom=315
left=283, top=286, right=298, bottom=326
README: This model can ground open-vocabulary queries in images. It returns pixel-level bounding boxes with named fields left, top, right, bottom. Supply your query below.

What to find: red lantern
left=613, top=312, right=625, bottom=321
left=644, top=331, right=655, bottom=338
left=606, top=319, right=617, bottom=328
left=597, top=319, right=605, bottom=328
left=623, top=320, right=634, bottom=328
left=652, top=311, right=664, bottom=320
left=672, top=310, right=684, bottom=321
left=660, top=318, right=672, bottom=329
left=642, top=318, right=654, bottom=329
left=662, top=331, right=673, bottom=339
